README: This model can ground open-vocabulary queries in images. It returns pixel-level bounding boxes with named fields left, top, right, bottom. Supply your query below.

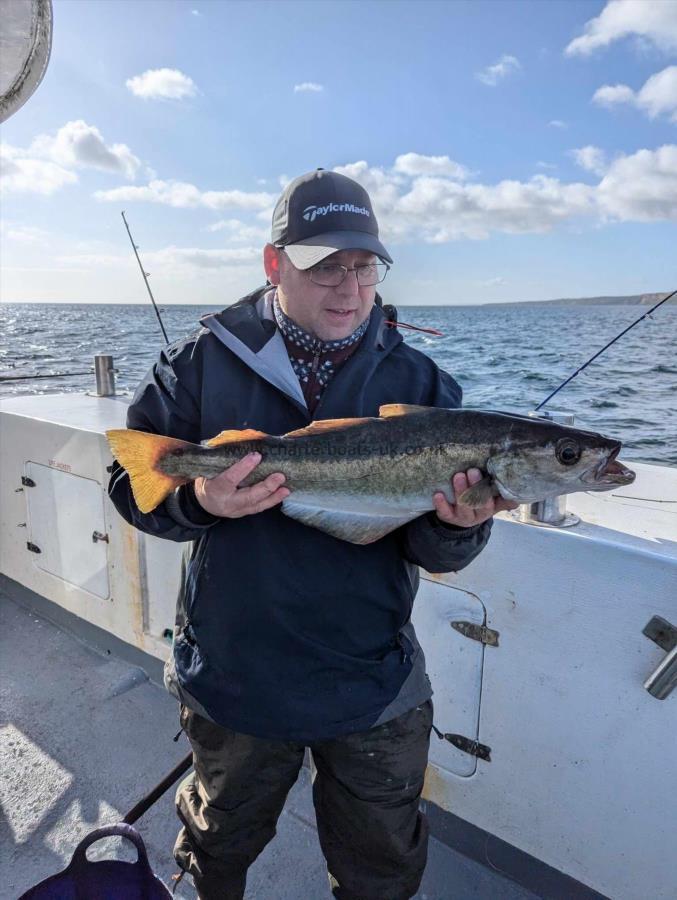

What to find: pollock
left=106, top=404, right=635, bottom=544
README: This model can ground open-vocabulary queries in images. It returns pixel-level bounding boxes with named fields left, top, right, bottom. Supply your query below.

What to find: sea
left=1, top=302, right=675, bottom=465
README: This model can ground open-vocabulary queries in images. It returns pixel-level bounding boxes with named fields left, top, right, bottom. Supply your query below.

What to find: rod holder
left=515, top=410, right=580, bottom=528
left=94, top=354, right=116, bottom=397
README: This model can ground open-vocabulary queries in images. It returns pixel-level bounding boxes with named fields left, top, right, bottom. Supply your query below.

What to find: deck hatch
left=413, top=580, right=487, bottom=777
left=24, top=462, right=110, bottom=600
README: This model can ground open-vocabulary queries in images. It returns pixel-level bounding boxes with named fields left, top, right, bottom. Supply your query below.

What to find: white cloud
left=597, top=145, right=677, bottom=221
left=94, top=179, right=276, bottom=210
left=482, top=277, right=506, bottom=287
left=593, top=84, right=636, bottom=106
left=536, top=161, right=558, bottom=170
left=565, top=0, right=677, bottom=56
left=2, top=224, right=50, bottom=243
left=476, top=55, right=520, bottom=86
left=126, top=68, right=197, bottom=100
left=330, top=147, right=677, bottom=243
left=205, top=219, right=269, bottom=242
left=548, top=119, right=567, bottom=129
left=30, top=120, right=140, bottom=178
left=571, top=145, right=608, bottom=176
left=55, top=245, right=260, bottom=272
left=57, top=252, right=133, bottom=269
left=1, top=145, right=77, bottom=195
left=334, top=158, right=595, bottom=242
left=393, top=152, right=470, bottom=180
left=95, top=179, right=201, bottom=207
left=402, top=175, right=594, bottom=240
left=1, top=120, right=141, bottom=195
left=593, top=66, right=677, bottom=123
left=294, top=82, right=324, bottom=93
left=145, top=246, right=260, bottom=270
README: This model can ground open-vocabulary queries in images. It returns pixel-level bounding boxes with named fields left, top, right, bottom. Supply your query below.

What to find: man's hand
left=433, top=467, right=519, bottom=529
left=193, top=453, right=289, bottom=518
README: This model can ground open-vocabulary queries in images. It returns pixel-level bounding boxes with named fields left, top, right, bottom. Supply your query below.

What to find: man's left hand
left=433, top=468, right=519, bottom=529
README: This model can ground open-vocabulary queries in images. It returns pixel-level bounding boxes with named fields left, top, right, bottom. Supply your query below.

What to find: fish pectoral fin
left=205, top=429, right=267, bottom=447
left=378, top=403, right=431, bottom=417
left=457, top=476, right=496, bottom=508
left=281, top=499, right=422, bottom=545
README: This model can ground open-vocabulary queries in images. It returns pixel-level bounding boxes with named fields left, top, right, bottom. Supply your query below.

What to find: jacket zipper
left=305, top=348, right=322, bottom=416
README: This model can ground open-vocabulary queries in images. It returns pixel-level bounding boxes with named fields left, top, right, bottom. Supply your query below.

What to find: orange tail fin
left=106, top=429, right=198, bottom=514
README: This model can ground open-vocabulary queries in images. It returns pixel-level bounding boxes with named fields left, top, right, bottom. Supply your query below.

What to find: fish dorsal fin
left=285, top=418, right=370, bottom=438
left=379, top=403, right=430, bottom=418
left=205, top=429, right=267, bottom=447
left=281, top=498, right=422, bottom=544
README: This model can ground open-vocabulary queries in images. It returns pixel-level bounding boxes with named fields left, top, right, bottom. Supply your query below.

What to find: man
left=109, top=169, right=515, bottom=900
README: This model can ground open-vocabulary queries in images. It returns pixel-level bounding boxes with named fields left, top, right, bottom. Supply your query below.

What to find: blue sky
left=1, top=0, right=676, bottom=305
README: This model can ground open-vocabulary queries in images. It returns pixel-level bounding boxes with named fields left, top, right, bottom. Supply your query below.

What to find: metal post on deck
left=94, top=354, right=116, bottom=397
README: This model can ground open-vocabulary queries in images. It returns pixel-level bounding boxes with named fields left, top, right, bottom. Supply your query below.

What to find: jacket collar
left=205, top=286, right=400, bottom=354
left=199, top=286, right=402, bottom=419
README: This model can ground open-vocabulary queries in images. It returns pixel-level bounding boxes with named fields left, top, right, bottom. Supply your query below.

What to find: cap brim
left=282, top=231, right=393, bottom=269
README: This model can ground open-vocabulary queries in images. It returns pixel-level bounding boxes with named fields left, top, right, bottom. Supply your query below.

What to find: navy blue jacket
left=108, top=288, right=492, bottom=741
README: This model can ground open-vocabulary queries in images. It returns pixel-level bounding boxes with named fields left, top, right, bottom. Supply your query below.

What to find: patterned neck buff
left=273, top=293, right=369, bottom=414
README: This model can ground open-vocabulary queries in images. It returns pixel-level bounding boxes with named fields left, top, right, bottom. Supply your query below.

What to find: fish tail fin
left=106, top=429, right=196, bottom=513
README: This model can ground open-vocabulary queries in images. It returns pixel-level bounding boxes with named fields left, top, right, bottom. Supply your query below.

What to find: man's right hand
left=193, top=452, right=289, bottom=518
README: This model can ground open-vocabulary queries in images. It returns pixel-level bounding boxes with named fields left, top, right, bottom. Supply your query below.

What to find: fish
left=106, top=404, right=635, bottom=545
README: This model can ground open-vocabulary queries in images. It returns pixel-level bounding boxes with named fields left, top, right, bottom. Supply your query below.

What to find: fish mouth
left=582, top=445, right=635, bottom=488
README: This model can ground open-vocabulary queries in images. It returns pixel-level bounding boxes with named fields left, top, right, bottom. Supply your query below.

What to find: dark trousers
left=174, top=700, right=433, bottom=900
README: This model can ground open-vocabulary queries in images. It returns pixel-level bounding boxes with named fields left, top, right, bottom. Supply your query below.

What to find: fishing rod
left=536, top=288, right=676, bottom=411
left=381, top=303, right=444, bottom=336
left=121, top=210, right=170, bottom=346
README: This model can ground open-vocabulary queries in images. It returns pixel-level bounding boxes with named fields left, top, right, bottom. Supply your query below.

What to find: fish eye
left=556, top=438, right=581, bottom=466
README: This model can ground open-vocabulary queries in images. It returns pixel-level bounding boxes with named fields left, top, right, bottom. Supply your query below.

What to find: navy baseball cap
left=270, top=169, right=393, bottom=269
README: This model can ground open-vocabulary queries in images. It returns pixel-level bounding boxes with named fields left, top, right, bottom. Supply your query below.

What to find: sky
left=1, top=0, right=676, bottom=306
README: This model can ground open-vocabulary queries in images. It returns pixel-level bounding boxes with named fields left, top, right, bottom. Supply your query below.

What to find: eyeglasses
left=308, top=261, right=390, bottom=287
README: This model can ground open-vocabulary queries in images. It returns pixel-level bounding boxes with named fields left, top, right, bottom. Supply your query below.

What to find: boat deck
left=1, top=590, right=538, bottom=900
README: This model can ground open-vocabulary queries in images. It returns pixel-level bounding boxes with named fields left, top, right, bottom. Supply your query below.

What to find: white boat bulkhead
left=0, top=389, right=675, bottom=900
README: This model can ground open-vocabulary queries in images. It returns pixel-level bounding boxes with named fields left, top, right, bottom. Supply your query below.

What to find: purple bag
left=19, top=823, right=173, bottom=899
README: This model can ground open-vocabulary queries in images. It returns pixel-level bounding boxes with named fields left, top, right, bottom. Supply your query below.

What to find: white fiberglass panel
left=25, top=462, right=110, bottom=600
left=413, top=580, right=486, bottom=777
left=142, top=533, right=183, bottom=643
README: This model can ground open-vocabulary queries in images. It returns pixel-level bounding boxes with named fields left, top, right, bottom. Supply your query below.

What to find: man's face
left=268, top=247, right=378, bottom=342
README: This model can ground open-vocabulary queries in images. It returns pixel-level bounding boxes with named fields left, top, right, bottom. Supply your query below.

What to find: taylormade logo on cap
left=302, top=203, right=371, bottom=223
